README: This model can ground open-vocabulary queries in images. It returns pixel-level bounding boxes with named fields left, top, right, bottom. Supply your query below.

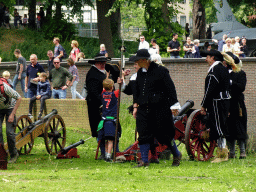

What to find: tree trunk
left=161, top=0, right=172, bottom=33
left=96, top=0, right=114, bottom=57
left=46, top=0, right=53, bottom=20
left=28, top=0, right=36, bottom=29
left=55, top=1, right=62, bottom=20
left=109, top=0, right=121, bottom=39
left=193, top=0, right=206, bottom=39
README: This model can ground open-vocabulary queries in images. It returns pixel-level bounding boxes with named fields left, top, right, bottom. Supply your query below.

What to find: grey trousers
left=0, top=108, right=18, bottom=157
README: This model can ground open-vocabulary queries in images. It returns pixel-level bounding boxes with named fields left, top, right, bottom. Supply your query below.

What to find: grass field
left=1, top=104, right=256, bottom=192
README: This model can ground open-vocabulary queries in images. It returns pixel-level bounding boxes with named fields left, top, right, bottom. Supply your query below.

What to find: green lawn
left=1, top=104, right=256, bottom=192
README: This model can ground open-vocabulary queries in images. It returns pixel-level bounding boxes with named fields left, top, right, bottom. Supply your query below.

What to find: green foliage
left=0, top=29, right=138, bottom=62
left=140, top=0, right=185, bottom=57
left=205, top=1, right=218, bottom=24
left=121, top=1, right=146, bottom=29
left=41, top=15, right=78, bottom=41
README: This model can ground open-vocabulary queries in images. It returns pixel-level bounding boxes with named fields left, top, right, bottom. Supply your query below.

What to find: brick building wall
left=1, top=58, right=256, bottom=148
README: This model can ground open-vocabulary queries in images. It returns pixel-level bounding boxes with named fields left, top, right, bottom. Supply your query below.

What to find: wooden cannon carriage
left=4, top=109, right=66, bottom=155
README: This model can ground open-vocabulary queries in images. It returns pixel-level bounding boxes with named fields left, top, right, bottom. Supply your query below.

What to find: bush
left=41, top=15, right=78, bottom=41
left=0, top=28, right=138, bottom=62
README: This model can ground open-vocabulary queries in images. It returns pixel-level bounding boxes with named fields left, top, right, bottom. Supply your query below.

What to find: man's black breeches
left=136, top=104, right=175, bottom=146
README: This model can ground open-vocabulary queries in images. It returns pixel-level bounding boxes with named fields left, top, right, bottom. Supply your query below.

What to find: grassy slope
left=0, top=29, right=138, bottom=62
left=1, top=104, right=256, bottom=192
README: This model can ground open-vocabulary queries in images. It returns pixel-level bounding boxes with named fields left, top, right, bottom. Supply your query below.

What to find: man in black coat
left=132, top=49, right=182, bottom=167
left=200, top=49, right=231, bottom=162
left=86, top=54, right=124, bottom=160
left=222, top=52, right=247, bottom=159
left=86, top=55, right=110, bottom=159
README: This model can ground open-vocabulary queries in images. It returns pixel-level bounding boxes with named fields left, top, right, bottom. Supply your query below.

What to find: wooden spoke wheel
left=15, top=115, right=34, bottom=155
left=44, top=114, right=66, bottom=155
left=185, top=110, right=216, bottom=161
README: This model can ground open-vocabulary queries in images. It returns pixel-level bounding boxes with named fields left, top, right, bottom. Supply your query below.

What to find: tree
left=96, top=0, right=115, bottom=57
left=227, top=0, right=256, bottom=27
left=192, top=0, right=206, bottom=39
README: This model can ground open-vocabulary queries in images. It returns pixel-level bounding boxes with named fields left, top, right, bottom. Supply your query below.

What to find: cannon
left=114, top=100, right=216, bottom=162
left=4, top=109, right=66, bottom=155
left=56, top=137, right=92, bottom=159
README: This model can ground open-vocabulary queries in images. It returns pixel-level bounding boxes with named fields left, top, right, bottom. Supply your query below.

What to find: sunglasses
left=54, top=62, right=60, bottom=64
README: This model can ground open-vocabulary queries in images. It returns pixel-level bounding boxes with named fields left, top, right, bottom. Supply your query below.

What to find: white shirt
left=138, top=41, right=150, bottom=50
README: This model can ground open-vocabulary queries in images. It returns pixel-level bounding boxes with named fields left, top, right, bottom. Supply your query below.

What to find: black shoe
left=150, top=158, right=160, bottom=164
left=229, top=153, right=236, bottom=159
left=105, top=157, right=112, bottom=162
left=133, top=161, right=149, bottom=168
left=172, top=152, right=182, bottom=167
left=8, top=153, right=19, bottom=164
left=38, top=113, right=42, bottom=120
left=97, top=154, right=105, bottom=160
left=239, top=152, right=246, bottom=159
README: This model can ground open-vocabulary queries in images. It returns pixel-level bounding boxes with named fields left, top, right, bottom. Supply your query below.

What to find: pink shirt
left=70, top=48, right=80, bottom=62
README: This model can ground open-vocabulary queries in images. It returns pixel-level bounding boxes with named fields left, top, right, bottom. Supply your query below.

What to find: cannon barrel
left=61, top=139, right=85, bottom=155
left=173, top=100, right=194, bottom=122
left=27, top=109, right=58, bottom=130
left=177, top=100, right=194, bottom=116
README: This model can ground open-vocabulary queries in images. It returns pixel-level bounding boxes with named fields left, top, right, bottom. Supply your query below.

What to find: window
left=189, top=17, right=193, bottom=28
left=180, top=16, right=186, bottom=27
left=172, top=16, right=177, bottom=23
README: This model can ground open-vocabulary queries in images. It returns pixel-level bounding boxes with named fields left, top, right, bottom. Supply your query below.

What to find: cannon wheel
left=185, top=109, right=216, bottom=161
left=44, top=114, right=66, bottom=155
left=15, top=115, right=34, bottom=155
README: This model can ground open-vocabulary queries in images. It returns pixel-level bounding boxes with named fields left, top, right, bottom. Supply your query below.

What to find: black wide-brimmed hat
left=225, top=52, right=240, bottom=64
left=130, top=49, right=150, bottom=62
left=200, top=49, right=224, bottom=61
left=88, top=54, right=111, bottom=64
left=128, top=56, right=137, bottom=62
left=223, top=51, right=242, bottom=72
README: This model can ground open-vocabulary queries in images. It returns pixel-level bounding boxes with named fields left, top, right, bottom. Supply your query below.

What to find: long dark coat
left=86, top=66, right=106, bottom=137
left=133, top=62, right=178, bottom=145
left=201, top=62, right=230, bottom=140
left=227, top=70, right=247, bottom=140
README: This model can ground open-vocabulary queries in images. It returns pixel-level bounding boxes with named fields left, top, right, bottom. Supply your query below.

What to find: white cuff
left=230, top=80, right=232, bottom=85
left=170, top=102, right=181, bottom=110
left=121, top=81, right=126, bottom=92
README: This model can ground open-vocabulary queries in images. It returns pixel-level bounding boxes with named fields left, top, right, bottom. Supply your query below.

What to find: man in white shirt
left=138, top=35, right=149, bottom=50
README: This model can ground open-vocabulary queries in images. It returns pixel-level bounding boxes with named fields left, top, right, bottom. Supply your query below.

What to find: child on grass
left=28, top=72, right=51, bottom=120
left=97, top=79, right=120, bottom=161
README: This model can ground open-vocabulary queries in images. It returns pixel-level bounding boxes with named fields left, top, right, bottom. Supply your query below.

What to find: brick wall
left=17, top=99, right=89, bottom=130
left=2, top=58, right=256, bottom=148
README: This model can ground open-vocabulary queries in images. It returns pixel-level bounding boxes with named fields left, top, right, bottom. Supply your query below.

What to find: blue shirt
left=26, top=63, right=45, bottom=90
left=101, top=90, right=119, bottom=118
left=218, top=40, right=225, bottom=51
left=37, top=80, right=52, bottom=97
left=54, top=44, right=65, bottom=61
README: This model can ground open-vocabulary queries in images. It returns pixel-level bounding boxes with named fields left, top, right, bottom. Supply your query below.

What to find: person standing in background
left=138, top=35, right=149, bottom=50
left=70, top=40, right=80, bottom=62
left=13, top=49, right=27, bottom=98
